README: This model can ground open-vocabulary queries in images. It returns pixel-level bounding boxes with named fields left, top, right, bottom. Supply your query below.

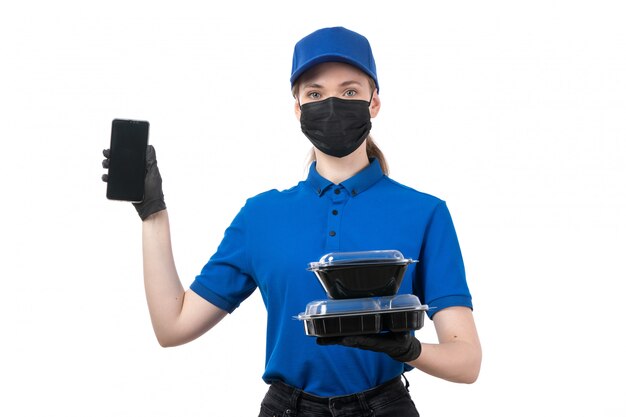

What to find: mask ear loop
left=368, top=89, right=375, bottom=105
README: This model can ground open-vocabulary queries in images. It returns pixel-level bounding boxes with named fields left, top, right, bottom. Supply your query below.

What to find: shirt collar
left=306, top=158, right=384, bottom=197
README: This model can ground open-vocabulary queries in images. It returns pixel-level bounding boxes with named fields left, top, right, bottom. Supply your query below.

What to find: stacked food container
left=296, top=250, right=428, bottom=337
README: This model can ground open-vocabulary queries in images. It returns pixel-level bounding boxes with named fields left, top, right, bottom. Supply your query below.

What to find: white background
left=1, top=1, right=625, bottom=415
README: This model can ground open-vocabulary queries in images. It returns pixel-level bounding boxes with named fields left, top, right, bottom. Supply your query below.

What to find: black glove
left=317, top=331, right=422, bottom=363
left=102, top=145, right=167, bottom=220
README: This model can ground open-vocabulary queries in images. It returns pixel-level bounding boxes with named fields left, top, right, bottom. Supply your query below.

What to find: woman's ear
left=369, top=90, right=381, bottom=118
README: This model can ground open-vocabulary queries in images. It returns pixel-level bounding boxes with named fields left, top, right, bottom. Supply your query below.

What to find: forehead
left=298, top=62, right=370, bottom=87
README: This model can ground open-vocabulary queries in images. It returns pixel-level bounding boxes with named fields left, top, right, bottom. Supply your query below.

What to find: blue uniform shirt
left=191, top=158, right=472, bottom=396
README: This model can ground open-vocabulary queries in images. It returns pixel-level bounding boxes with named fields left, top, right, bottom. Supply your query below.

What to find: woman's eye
left=307, top=92, right=321, bottom=99
left=345, top=90, right=357, bottom=97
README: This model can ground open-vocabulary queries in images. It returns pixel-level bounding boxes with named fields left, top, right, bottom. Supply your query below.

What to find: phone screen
left=106, top=119, right=149, bottom=202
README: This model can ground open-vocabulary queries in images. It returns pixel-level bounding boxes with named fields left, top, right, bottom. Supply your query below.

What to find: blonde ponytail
left=365, top=135, right=389, bottom=175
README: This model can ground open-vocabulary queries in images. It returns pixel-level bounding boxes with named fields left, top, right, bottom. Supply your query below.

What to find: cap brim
left=290, top=54, right=379, bottom=91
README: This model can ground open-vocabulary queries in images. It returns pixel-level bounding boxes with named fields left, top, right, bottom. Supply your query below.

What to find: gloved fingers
left=373, top=331, right=412, bottom=349
left=334, top=332, right=411, bottom=349
left=317, top=331, right=421, bottom=362
left=102, top=149, right=111, bottom=182
left=102, top=149, right=110, bottom=180
left=393, top=331, right=412, bottom=343
left=379, top=331, right=409, bottom=342
left=316, top=336, right=345, bottom=346
left=341, top=335, right=380, bottom=349
left=146, top=144, right=157, bottom=168
left=316, top=335, right=379, bottom=349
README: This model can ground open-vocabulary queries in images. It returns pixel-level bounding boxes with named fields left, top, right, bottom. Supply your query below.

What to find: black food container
left=296, top=294, right=428, bottom=337
left=307, top=250, right=417, bottom=299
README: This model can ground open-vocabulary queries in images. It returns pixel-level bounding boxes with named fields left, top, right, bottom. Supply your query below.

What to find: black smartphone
left=106, top=118, right=149, bottom=202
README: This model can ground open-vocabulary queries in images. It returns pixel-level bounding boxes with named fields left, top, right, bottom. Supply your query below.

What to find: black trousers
left=258, top=376, right=420, bottom=417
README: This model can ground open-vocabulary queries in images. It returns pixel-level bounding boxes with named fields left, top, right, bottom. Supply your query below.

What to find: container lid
left=307, top=249, right=416, bottom=270
left=296, top=294, right=428, bottom=320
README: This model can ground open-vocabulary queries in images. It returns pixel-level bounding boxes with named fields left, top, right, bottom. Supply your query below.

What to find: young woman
left=103, top=26, right=481, bottom=416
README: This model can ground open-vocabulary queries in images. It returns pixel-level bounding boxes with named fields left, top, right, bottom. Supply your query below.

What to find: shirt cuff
left=425, top=295, right=473, bottom=319
left=190, top=281, right=238, bottom=313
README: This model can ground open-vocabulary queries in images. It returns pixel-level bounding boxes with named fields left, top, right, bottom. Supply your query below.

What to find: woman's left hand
left=317, top=331, right=421, bottom=363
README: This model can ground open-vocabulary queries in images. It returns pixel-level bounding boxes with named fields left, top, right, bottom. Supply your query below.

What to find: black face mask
left=299, top=97, right=372, bottom=158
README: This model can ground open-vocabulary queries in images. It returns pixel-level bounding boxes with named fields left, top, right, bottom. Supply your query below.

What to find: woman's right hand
left=102, top=145, right=167, bottom=220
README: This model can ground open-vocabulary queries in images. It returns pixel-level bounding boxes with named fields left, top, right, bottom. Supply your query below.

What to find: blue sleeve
left=190, top=203, right=257, bottom=313
left=415, top=201, right=473, bottom=319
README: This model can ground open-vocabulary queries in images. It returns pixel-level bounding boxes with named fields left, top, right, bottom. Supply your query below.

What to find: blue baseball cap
left=290, top=26, right=379, bottom=91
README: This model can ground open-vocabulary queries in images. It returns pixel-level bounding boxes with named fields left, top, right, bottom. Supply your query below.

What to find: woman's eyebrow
left=339, top=80, right=363, bottom=87
left=302, top=80, right=364, bottom=90
left=302, top=82, right=324, bottom=89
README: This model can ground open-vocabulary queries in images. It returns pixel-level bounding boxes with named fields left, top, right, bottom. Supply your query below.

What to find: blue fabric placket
left=325, top=185, right=348, bottom=252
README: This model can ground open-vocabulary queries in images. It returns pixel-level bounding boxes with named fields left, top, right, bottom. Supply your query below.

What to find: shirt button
left=329, top=231, right=336, bottom=237
left=334, top=189, right=341, bottom=195
left=351, top=189, right=357, bottom=196
left=332, top=209, right=338, bottom=215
